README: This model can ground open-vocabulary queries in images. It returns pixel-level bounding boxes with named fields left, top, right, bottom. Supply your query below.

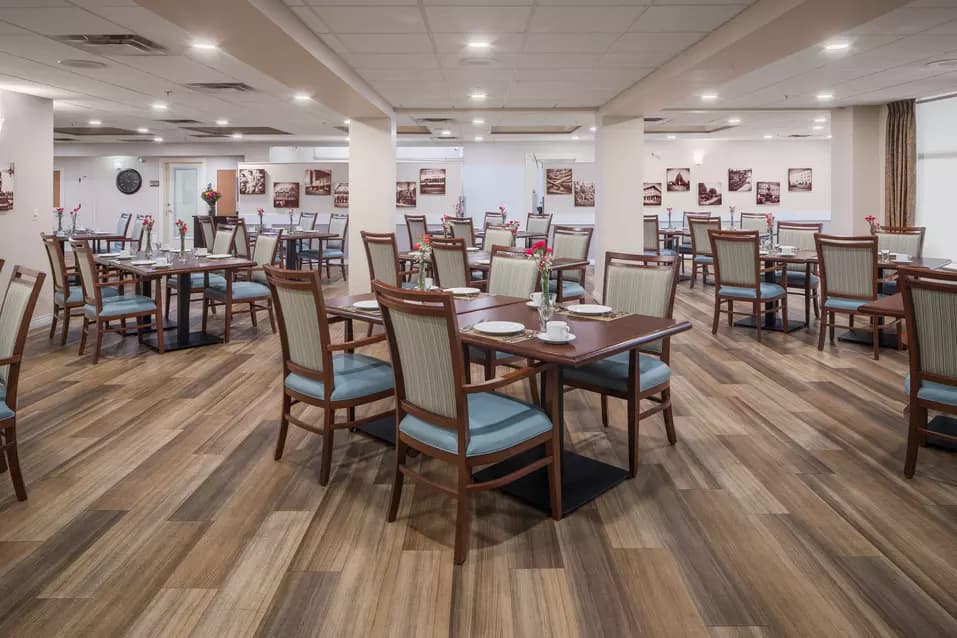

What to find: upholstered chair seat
left=285, top=353, right=394, bottom=402
left=777, top=270, right=819, bottom=287
left=55, top=286, right=118, bottom=305
left=207, top=280, right=270, bottom=300
left=645, top=248, right=676, bottom=257
left=693, top=255, right=714, bottom=264
left=719, top=282, right=785, bottom=299
left=905, top=375, right=957, bottom=407
left=547, top=280, right=586, bottom=299
left=84, top=295, right=156, bottom=318
left=564, top=352, right=670, bottom=395
left=169, top=273, right=227, bottom=289
left=0, top=384, right=12, bottom=420
left=824, top=296, right=882, bottom=311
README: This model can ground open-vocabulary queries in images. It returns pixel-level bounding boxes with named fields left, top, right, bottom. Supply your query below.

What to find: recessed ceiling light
left=472, top=118, right=485, bottom=125
left=571, top=135, right=580, bottom=140
left=191, top=42, right=218, bottom=50
left=231, top=132, right=243, bottom=139
left=813, top=125, right=824, bottom=131
left=58, top=58, right=107, bottom=69
left=666, top=135, right=677, bottom=140
left=88, top=119, right=101, bottom=126
left=151, top=102, right=167, bottom=110
left=827, top=135, right=833, bottom=139
left=216, top=119, right=229, bottom=126
left=294, top=93, right=311, bottom=101
left=728, top=117, right=741, bottom=125
left=763, top=134, right=773, bottom=139
left=344, top=136, right=350, bottom=142
left=589, top=126, right=597, bottom=132
left=816, top=92, right=834, bottom=100
left=814, top=117, right=827, bottom=123
left=153, top=136, right=163, bottom=142
left=440, top=129, right=451, bottom=136
left=469, top=91, right=487, bottom=101
left=701, top=93, right=718, bottom=101
left=467, top=41, right=491, bottom=49
left=343, top=118, right=351, bottom=125
left=474, top=136, right=484, bottom=142
left=824, top=42, right=850, bottom=51
left=137, top=127, right=148, bottom=134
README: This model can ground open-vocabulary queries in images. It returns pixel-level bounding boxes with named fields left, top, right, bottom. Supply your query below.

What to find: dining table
left=95, top=251, right=255, bottom=351
left=56, top=230, right=128, bottom=254
left=399, top=250, right=589, bottom=276
left=325, top=292, right=692, bottom=516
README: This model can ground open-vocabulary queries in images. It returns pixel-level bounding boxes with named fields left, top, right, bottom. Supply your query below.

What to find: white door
left=165, top=162, right=204, bottom=244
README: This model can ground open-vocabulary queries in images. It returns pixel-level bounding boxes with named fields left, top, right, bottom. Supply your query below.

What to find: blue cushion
left=207, top=280, right=270, bottom=300
left=467, top=344, right=518, bottom=363
left=399, top=392, right=551, bottom=457
left=677, top=244, right=693, bottom=254
left=169, top=273, right=226, bottom=289
left=83, top=295, right=157, bottom=318
left=400, top=282, right=417, bottom=289
left=644, top=249, right=676, bottom=257
left=564, top=352, right=671, bottom=395
left=547, top=280, right=586, bottom=299
left=824, top=296, right=870, bottom=311
left=719, top=282, right=786, bottom=299
left=55, top=286, right=118, bottom=305
left=776, top=271, right=820, bottom=287
left=299, top=249, right=344, bottom=259
left=0, top=384, right=11, bottom=420
left=881, top=280, right=898, bottom=295
left=284, top=353, right=393, bottom=402
left=693, top=255, right=713, bottom=264
left=905, top=375, right=957, bottom=407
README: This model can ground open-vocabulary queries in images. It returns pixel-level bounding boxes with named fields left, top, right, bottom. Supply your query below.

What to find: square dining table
left=95, top=252, right=255, bottom=351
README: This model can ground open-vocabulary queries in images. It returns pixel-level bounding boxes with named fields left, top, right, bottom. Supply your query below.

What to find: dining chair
left=739, top=212, right=767, bottom=232
left=876, top=226, right=926, bottom=294
left=112, top=213, right=144, bottom=252
left=265, top=265, right=394, bottom=485
left=482, top=224, right=514, bottom=251
left=299, top=211, right=319, bottom=231
left=203, top=230, right=282, bottom=342
left=197, top=215, right=216, bottom=249
left=776, top=222, right=823, bottom=326
left=447, top=217, right=476, bottom=247
left=815, top=234, right=900, bottom=359
left=304, top=213, right=348, bottom=280
left=483, top=211, right=505, bottom=229
left=709, top=230, right=788, bottom=342
left=549, top=225, right=593, bottom=303
left=643, top=215, right=674, bottom=256
left=72, top=240, right=164, bottom=363
left=677, top=212, right=711, bottom=273
left=373, top=282, right=560, bottom=564
left=294, top=212, right=321, bottom=269
left=430, top=237, right=483, bottom=290
left=105, top=213, right=133, bottom=252
left=688, top=217, right=721, bottom=288
left=165, top=226, right=233, bottom=320
left=899, top=267, right=957, bottom=478
left=525, top=212, right=553, bottom=242
left=42, top=233, right=118, bottom=345
left=563, top=253, right=680, bottom=476
left=404, top=214, right=429, bottom=251
left=0, top=265, right=46, bottom=500
left=233, top=219, right=251, bottom=260
left=361, top=231, right=416, bottom=289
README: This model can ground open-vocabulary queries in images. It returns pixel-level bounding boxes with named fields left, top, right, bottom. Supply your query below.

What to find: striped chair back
left=552, top=226, right=593, bottom=283
left=251, top=231, right=283, bottom=284
left=815, top=235, right=878, bottom=301
left=299, top=211, right=319, bottom=230
left=405, top=215, right=428, bottom=248
left=327, top=213, right=349, bottom=250
left=0, top=266, right=45, bottom=394
left=130, top=214, right=146, bottom=248
left=603, top=253, right=679, bottom=354
left=483, top=212, right=505, bottom=228
left=681, top=212, right=711, bottom=245
left=198, top=216, right=215, bottom=247
left=900, top=268, right=957, bottom=383
left=876, top=227, right=924, bottom=257
left=488, top=250, right=538, bottom=298
left=69, top=240, right=102, bottom=308
left=233, top=219, right=250, bottom=258
left=362, top=231, right=401, bottom=287
left=374, top=283, right=464, bottom=430
left=265, top=266, right=331, bottom=382
left=211, top=226, right=237, bottom=254
left=710, top=230, right=760, bottom=289
left=526, top=213, right=552, bottom=237
left=740, top=213, right=766, bottom=232
left=689, top=218, right=721, bottom=257
left=115, top=213, right=132, bottom=236
left=643, top=215, right=660, bottom=253
left=483, top=225, right=513, bottom=251
left=777, top=222, right=822, bottom=251
left=41, top=234, right=70, bottom=298
left=447, top=218, right=475, bottom=247
left=429, top=237, right=469, bottom=289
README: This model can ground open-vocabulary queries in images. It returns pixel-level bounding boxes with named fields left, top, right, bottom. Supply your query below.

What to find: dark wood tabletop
left=858, top=293, right=904, bottom=318
left=400, top=251, right=588, bottom=272
left=95, top=253, right=256, bottom=277
left=325, top=292, right=527, bottom=323
left=760, top=249, right=951, bottom=271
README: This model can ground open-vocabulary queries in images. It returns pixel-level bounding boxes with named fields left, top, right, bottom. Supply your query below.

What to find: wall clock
left=116, top=168, right=142, bottom=195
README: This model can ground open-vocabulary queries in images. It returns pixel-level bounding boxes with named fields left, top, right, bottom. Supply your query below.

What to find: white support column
left=347, top=116, right=396, bottom=295
left=829, top=105, right=884, bottom=235
left=594, top=115, right=645, bottom=299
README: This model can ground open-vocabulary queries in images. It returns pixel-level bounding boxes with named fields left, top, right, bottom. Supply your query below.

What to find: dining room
left=1, top=0, right=957, bottom=636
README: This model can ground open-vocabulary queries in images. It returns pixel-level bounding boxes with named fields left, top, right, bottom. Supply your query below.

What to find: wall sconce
left=693, top=151, right=704, bottom=166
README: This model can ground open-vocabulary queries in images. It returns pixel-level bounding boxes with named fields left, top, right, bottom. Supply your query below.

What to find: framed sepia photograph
left=728, top=168, right=752, bottom=192
left=788, top=168, right=812, bottom=192
left=698, top=182, right=722, bottom=206
left=304, top=169, right=332, bottom=196
left=666, top=168, right=690, bottom=192
left=419, top=168, right=446, bottom=195
left=396, top=181, right=417, bottom=207
left=643, top=182, right=662, bottom=206
left=546, top=168, right=573, bottom=195
left=238, top=168, right=266, bottom=195
left=0, top=168, right=14, bottom=212
left=756, top=181, right=781, bottom=205
left=574, top=180, right=595, bottom=207
left=272, top=181, right=300, bottom=208
left=334, top=182, right=349, bottom=209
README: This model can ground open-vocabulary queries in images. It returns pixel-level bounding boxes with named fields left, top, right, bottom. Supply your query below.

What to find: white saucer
left=353, top=300, right=379, bottom=310
left=536, top=332, right=576, bottom=344
left=466, top=247, right=480, bottom=252
left=526, top=301, right=542, bottom=308
left=566, top=304, right=613, bottom=316
left=447, top=287, right=481, bottom=296
left=131, top=260, right=155, bottom=266
left=893, top=258, right=912, bottom=263
left=473, top=321, right=524, bottom=336
left=151, top=263, right=171, bottom=268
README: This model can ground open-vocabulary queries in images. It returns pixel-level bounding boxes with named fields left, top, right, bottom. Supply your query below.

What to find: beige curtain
left=884, top=99, right=916, bottom=227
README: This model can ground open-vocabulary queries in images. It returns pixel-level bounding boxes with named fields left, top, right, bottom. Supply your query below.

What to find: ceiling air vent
left=417, top=118, right=454, bottom=124
left=185, top=82, right=256, bottom=93
left=54, top=126, right=139, bottom=136
left=644, top=117, right=665, bottom=123
left=159, top=119, right=202, bottom=124
left=490, top=125, right=581, bottom=135
left=55, top=34, right=166, bottom=55
left=787, top=134, right=812, bottom=138
left=57, top=59, right=108, bottom=69
left=54, top=137, right=75, bottom=142
left=397, top=125, right=431, bottom=135
left=182, top=126, right=290, bottom=136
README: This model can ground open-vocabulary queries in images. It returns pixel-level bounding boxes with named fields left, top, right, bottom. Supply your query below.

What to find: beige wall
left=830, top=105, right=884, bottom=235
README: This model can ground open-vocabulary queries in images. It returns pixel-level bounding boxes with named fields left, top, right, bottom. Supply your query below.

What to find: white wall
left=917, top=96, right=957, bottom=260
left=0, top=90, right=54, bottom=319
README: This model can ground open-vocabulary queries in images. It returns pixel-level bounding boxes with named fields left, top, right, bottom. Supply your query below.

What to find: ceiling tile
left=529, top=6, right=647, bottom=33
left=629, top=4, right=747, bottom=33
left=431, top=32, right=524, bottom=53
left=523, top=33, right=619, bottom=53
left=424, top=6, right=532, bottom=33
left=852, top=7, right=957, bottom=35
left=0, top=7, right=125, bottom=34
left=312, top=6, right=426, bottom=33
left=335, top=33, right=433, bottom=53
left=344, top=53, right=439, bottom=70
left=610, top=31, right=703, bottom=53
left=289, top=6, right=330, bottom=33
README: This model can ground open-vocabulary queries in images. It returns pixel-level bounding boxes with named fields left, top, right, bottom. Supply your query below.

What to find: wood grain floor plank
left=509, top=568, right=581, bottom=638
left=124, top=588, right=218, bottom=638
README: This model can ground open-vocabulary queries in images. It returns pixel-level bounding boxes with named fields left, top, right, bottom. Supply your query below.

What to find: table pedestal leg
left=142, top=272, right=223, bottom=351
left=285, top=239, right=298, bottom=269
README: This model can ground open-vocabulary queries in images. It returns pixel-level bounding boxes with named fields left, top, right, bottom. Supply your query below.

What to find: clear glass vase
left=145, top=230, right=152, bottom=258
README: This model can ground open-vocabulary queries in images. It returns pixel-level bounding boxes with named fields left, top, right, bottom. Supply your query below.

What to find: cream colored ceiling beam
left=602, top=0, right=912, bottom=117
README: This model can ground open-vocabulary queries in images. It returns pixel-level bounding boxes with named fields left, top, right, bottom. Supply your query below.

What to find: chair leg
left=202, top=297, right=210, bottom=333
left=828, top=312, right=836, bottom=344
left=93, top=320, right=104, bottom=364
left=904, top=405, right=926, bottom=478
left=812, top=291, right=820, bottom=319
left=155, top=310, right=165, bottom=354
left=728, top=300, right=734, bottom=327
left=527, top=375, right=540, bottom=406
left=2, top=424, right=27, bottom=501
left=165, top=285, right=172, bottom=321
left=387, top=440, right=407, bottom=522
left=690, top=262, right=697, bottom=289
left=453, top=467, right=471, bottom=565
left=849, top=314, right=855, bottom=329
left=754, top=301, right=762, bottom=343
left=711, top=295, right=721, bottom=334
left=318, top=409, right=335, bottom=485
left=545, top=436, right=562, bottom=521
left=340, top=258, right=347, bottom=281
left=627, top=389, right=638, bottom=477
left=817, top=312, right=827, bottom=350
left=224, top=302, right=232, bottom=343
left=872, top=316, right=880, bottom=361
left=275, top=393, right=291, bottom=460
left=781, top=294, right=790, bottom=334
left=662, top=388, right=676, bottom=444
left=250, top=303, right=258, bottom=327
left=60, top=307, right=71, bottom=345
left=267, top=300, right=277, bottom=333
left=50, top=305, right=59, bottom=340
left=600, top=394, right=609, bottom=427
left=79, top=319, right=89, bottom=355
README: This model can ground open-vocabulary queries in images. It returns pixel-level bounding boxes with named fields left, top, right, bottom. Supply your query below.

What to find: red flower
left=531, top=240, right=547, bottom=250
left=413, top=243, right=421, bottom=251
left=422, top=234, right=431, bottom=243
left=525, top=248, right=534, bottom=256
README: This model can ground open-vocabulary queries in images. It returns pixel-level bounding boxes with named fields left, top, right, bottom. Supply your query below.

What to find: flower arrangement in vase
left=455, top=196, right=465, bottom=217
left=764, top=213, right=775, bottom=249
left=175, top=218, right=189, bottom=255
left=68, top=204, right=81, bottom=233
left=53, top=207, right=64, bottom=233
left=412, top=234, right=433, bottom=289
left=142, top=214, right=156, bottom=257
left=441, top=214, right=453, bottom=237
left=201, top=183, right=221, bottom=214
left=526, top=240, right=555, bottom=328
left=256, top=207, right=265, bottom=230
left=864, top=215, right=880, bottom=234
left=506, top=220, right=520, bottom=246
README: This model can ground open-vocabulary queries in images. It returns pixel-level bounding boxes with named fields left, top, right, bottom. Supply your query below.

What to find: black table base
left=473, top=448, right=629, bottom=517
left=142, top=328, right=223, bottom=352
left=838, top=328, right=902, bottom=348
left=735, top=316, right=808, bottom=332
left=925, top=416, right=957, bottom=452
left=356, top=414, right=396, bottom=445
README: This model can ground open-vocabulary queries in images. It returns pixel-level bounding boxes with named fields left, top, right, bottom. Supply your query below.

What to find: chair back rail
left=602, top=252, right=680, bottom=356
left=362, top=231, right=403, bottom=288
left=815, top=234, right=878, bottom=301
left=488, top=247, right=538, bottom=297
left=900, top=267, right=957, bottom=390
left=526, top=213, right=552, bottom=238
left=0, top=266, right=46, bottom=404
left=197, top=215, right=216, bottom=248
left=710, top=230, right=761, bottom=290
left=41, top=233, right=70, bottom=297
left=429, top=237, right=470, bottom=289
left=777, top=222, right=822, bottom=250
left=483, top=225, right=514, bottom=251
left=689, top=218, right=722, bottom=257
left=250, top=230, right=283, bottom=284
left=233, top=219, right=251, bottom=258
left=483, top=212, right=506, bottom=229
left=404, top=214, right=429, bottom=249
left=740, top=212, right=767, bottom=232
left=447, top=218, right=475, bottom=247
left=876, top=226, right=925, bottom=257
left=327, top=213, right=349, bottom=250
left=70, top=240, right=105, bottom=310
left=211, top=225, right=238, bottom=255
left=552, top=225, right=593, bottom=283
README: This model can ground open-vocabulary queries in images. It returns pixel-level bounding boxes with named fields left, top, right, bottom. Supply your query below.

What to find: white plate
left=565, top=304, right=613, bottom=316
left=893, top=257, right=912, bottom=263
left=99, top=252, right=121, bottom=258
left=206, top=254, right=233, bottom=259
left=114, top=255, right=132, bottom=260
left=131, top=260, right=155, bottom=266
left=466, top=246, right=480, bottom=252
left=536, top=332, right=576, bottom=344
left=94, top=231, right=112, bottom=235
left=474, top=258, right=490, bottom=265
left=353, top=300, right=379, bottom=310
left=473, top=321, right=525, bottom=336
left=151, top=263, right=171, bottom=268
left=447, top=287, right=481, bottom=296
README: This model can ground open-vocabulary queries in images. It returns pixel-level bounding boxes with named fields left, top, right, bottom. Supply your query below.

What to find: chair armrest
left=326, top=333, right=387, bottom=351
left=97, top=277, right=137, bottom=287
left=464, top=362, right=547, bottom=394
left=0, top=355, right=20, bottom=366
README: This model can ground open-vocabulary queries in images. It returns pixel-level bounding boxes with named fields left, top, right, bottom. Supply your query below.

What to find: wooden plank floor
left=1, top=272, right=956, bottom=637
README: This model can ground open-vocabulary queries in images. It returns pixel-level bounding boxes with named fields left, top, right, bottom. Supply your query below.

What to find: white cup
left=779, top=245, right=797, bottom=256
left=424, top=277, right=434, bottom=290
left=195, top=247, right=208, bottom=257
left=118, top=249, right=130, bottom=258
left=546, top=320, right=570, bottom=340
left=530, top=292, right=543, bottom=306
left=154, top=257, right=168, bottom=266
left=892, top=252, right=909, bottom=261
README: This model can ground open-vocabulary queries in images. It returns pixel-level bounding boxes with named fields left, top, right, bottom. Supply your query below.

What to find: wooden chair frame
left=361, top=231, right=415, bottom=287
left=776, top=221, right=822, bottom=327
left=677, top=212, right=712, bottom=274
left=373, top=281, right=560, bottom=564
left=404, top=214, right=429, bottom=251
left=447, top=217, right=476, bottom=247
left=815, top=233, right=901, bottom=360
left=429, top=237, right=485, bottom=290
left=317, top=213, right=349, bottom=280
left=739, top=212, right=767, bottom=231
left=874, top=225, right=925, bottom=256
left=551, top=225, right=593, bottom=303
left=643, top=215, right=662, bottom=254
left=525, top=212, right=553, bottom=242
left=564, top=253, right=680, bottom=476
left=900, top=267, right=957, bottom=477
left=165, top=224, right=237, bottom=320
left=265, top=265, right=393, bottom=486
left=688, top=217, right=721, bottom=288
left=709, top=230, right=788, bottom=343
left=0, top=265, right=45, bottom=500
left=42, top=233, right=85, bottom=345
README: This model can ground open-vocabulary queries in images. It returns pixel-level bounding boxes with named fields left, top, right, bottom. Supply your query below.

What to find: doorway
left=164, top=162, right=204, bottom=243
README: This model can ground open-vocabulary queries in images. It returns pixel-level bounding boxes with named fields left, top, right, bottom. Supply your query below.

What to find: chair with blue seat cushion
left=373, top=281, right=559, bottom=565
left=165, top=225, right=236, bottom=320
left=776, top=222, right=823, bottom=327
left=689, top=217, right=721, bottom=288
left=550, top=226, right=593, bottom=303
left=875, top=226, right=925, bottom=295
left=265, top=265, right=393, bottom=487
left=0, top=265, right=46, bottom=500
left=710, top=229, right=788, bottom=342
left=642, top=215, right=675, bottom=256
left=203, top=231, right=282, bottom=342
left=430, top=237, right=484, bottom=290
left=815, top=234, right=899, bottom=359
left=361, top=231, right=416, bottom=289
left=303, top=213, right=348, bottom=280
left=404, top=214, right=429, bottom=251
left=106, top=213, right=133, bottom=252
left=564, top=252, right=682, bottom=476
left=525, top=213, right=553, bottom=246
left=900, top=267, right=957, bottom=478
left=72, top=240, right=164, bottom=363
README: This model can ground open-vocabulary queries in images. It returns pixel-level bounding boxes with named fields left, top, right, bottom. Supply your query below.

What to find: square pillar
left=829, top=106, right=884, bottom=235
